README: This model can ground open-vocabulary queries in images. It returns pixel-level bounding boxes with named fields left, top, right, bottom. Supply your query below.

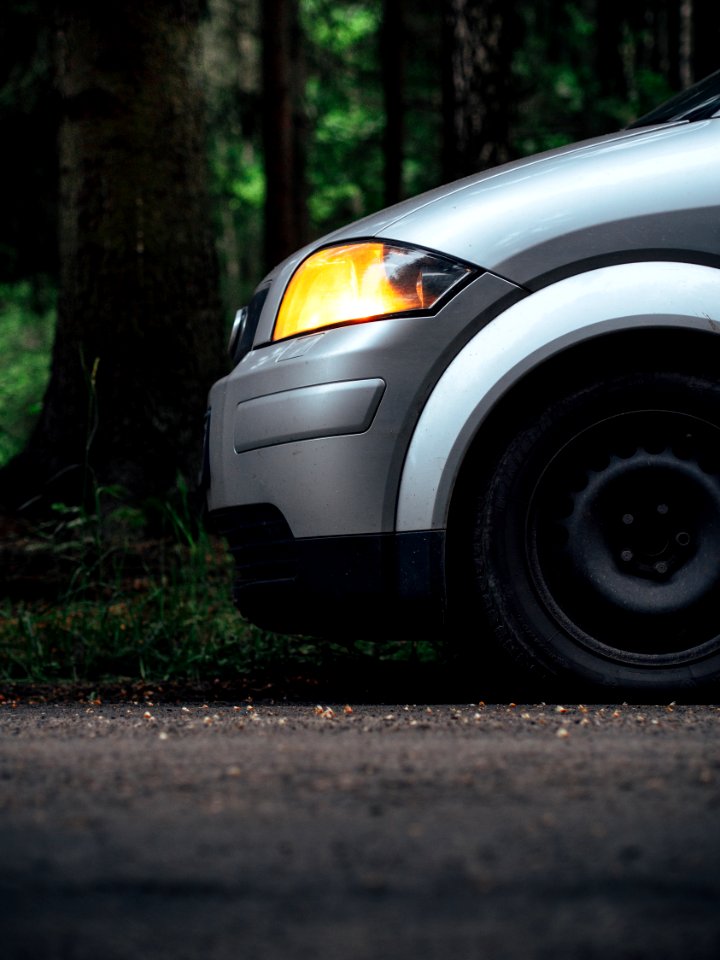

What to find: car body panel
left=396, top=261, right=720, bottom=532
left=207, top=271, right=523, bottom=537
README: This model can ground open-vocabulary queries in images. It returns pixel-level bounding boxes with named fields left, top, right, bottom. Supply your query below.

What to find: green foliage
left=513, top=3, right=680, bottom=157
left=303, top=0, right=385, bottom=234
left=208, top=132, right=266, bottom=309
left=201, top=0, right=265, bottom=310
left=304, top=0, right=379, bottom=51
left=0, top=281, right=54, bottom=466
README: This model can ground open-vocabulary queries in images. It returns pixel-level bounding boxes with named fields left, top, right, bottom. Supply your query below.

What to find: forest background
left=0, top=0, right=717, bottom=690
left=1, top=0, right=717, bottom=494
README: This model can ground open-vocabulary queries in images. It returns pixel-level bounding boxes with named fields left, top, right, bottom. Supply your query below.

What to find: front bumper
left=210, top=504, right=446, bottom=638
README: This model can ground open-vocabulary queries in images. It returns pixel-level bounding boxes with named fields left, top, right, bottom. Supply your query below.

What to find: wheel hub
left=531, top=410, right=720, bottom=658
left=614, top=499, right=692, bottom=580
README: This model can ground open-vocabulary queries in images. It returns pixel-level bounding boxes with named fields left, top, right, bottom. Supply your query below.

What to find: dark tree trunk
left=691, top=0, right=719, bottom=83
left=645, top=0, right=681, bottom=88
left=596, top=0, right=627, bottom=101
left=0, top=0, right=224, bottom=513
left=261, top=0, right=307, bottom=270
left=441, top=0, right=519, bottom=182
left=381, top=0, right=405, bottom=206
left=0, top=1, right=59, bottom=281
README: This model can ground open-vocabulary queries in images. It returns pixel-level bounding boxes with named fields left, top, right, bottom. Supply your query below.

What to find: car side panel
left=396, top=261, right=720, bottom=532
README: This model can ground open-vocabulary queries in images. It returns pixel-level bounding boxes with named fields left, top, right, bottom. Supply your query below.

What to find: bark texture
left=1, top=0, right=224, bottom=511
left=441, top=0, right=519, bottom=181
left=381, top=0, right=405, bottom=206
left=261, top=0, right=307, bottom=270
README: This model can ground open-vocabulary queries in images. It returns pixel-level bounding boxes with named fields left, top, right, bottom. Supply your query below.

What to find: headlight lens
left=272, top=242, right=473, bottom=341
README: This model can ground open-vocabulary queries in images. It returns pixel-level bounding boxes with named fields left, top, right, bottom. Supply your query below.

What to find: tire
left=472, top=370, right=720, bottom=695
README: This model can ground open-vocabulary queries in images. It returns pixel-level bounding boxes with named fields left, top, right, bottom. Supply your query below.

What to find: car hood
left=324, top=119, right=720, bottom=289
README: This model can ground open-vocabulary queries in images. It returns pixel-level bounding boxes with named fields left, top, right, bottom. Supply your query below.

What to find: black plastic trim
left=209, top=505, right=447, bottom=638
left=231, top=285, right=269, bottom=365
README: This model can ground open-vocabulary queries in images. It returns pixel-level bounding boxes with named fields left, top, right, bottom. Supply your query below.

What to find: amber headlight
left=272, top=241, right=474, bottom=341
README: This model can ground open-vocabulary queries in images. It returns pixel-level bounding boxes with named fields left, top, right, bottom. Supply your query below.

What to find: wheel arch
left=447, top=326, right=720, bottom=569
left=395, top=261, right=720, bottom=536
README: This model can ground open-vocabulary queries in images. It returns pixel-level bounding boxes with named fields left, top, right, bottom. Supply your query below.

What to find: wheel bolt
left=654, top=561, right=669, bottom=574
left=620, top=549, right=633, bottom=562
left=622, top=513, right=634, bottom=525
left=676, top=532, right=691, bottom=547
left=657, top=503, right=669, bottom=515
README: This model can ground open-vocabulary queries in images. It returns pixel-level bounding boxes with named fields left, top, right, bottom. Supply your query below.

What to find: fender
left=396, top=261, right=720, bottom=532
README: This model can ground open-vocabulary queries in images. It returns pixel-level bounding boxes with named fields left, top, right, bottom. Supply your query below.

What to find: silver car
left=205, top=71, right=720, bottom=695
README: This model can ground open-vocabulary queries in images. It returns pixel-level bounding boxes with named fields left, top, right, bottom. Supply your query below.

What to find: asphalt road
left=1, top=699, right=720, bottom=960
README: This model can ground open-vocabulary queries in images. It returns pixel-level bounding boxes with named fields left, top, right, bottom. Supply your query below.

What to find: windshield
left=628, top=69, right=720, bottom=128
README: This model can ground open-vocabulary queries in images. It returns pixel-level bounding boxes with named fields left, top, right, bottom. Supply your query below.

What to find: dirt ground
left=1, top=699, right=719, bottom=960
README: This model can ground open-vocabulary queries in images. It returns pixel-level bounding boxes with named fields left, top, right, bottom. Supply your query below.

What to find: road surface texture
left=1, top=698, right=719, bottom=960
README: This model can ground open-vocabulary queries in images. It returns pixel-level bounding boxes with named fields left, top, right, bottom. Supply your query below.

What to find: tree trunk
left=0, top=0, right=224, bottom=512
left=596, top=0, right=627, bottom=102
left=381, top=0, right=405, bottom=206
left=0, top=1, right=59, bottom=281
left=441, top=0, right=519, bottom=182
left=691, top=0, right=719, bottom=83
left=261, top=0, right=307, bottom=270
